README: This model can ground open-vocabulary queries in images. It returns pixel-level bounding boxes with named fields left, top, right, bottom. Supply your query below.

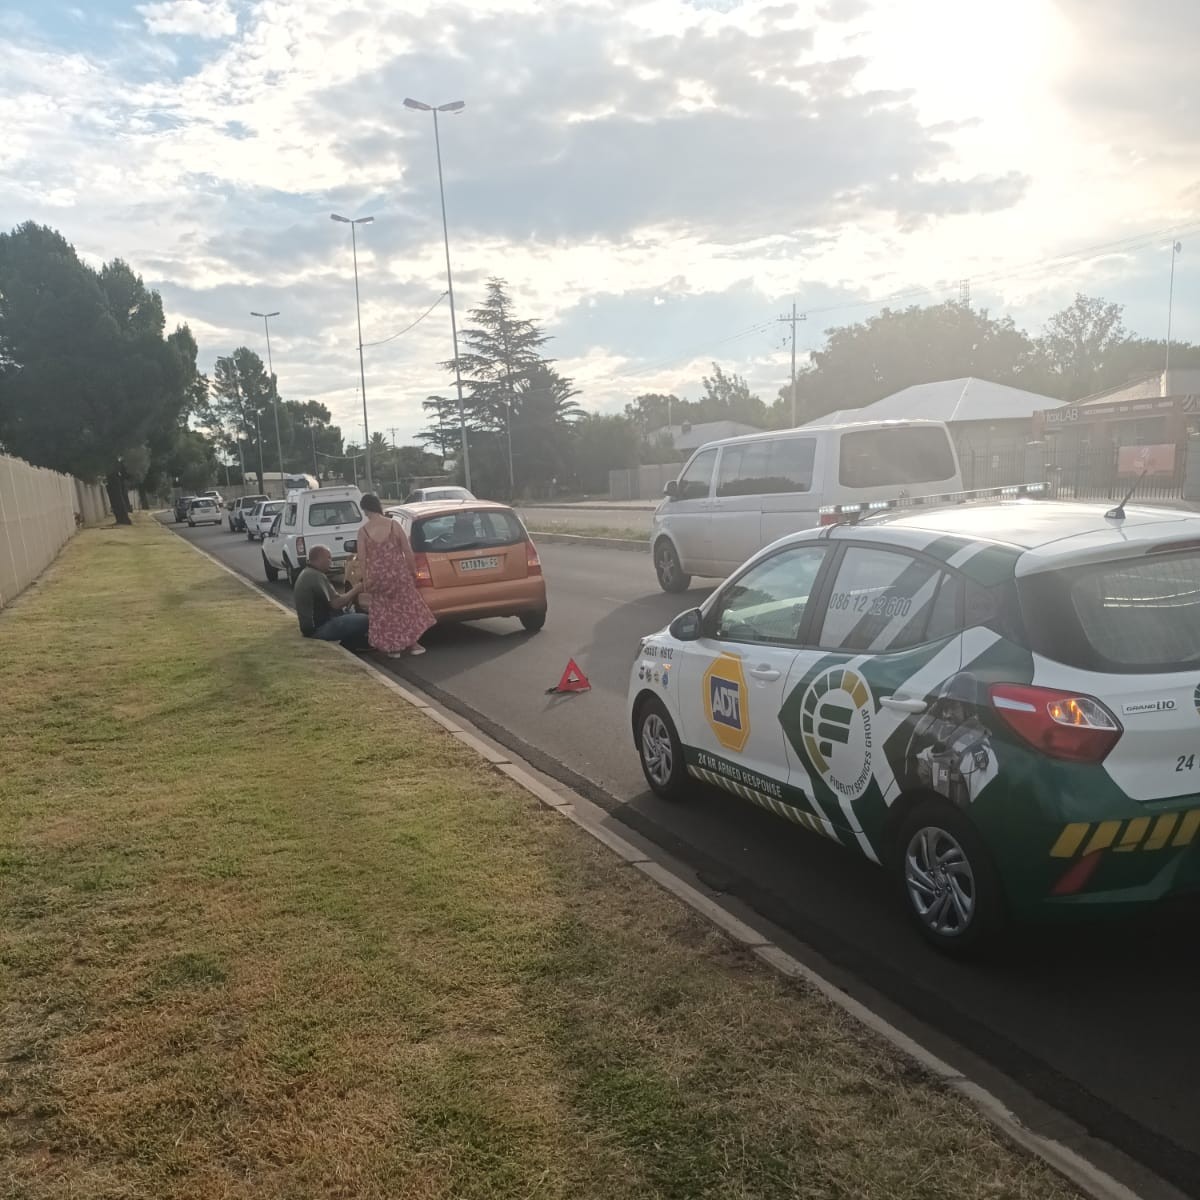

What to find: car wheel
left=286, top=560, right=301, bottom=587
left=654, top=539, right=690, bottom=593
left=520, top=609, right=547, bottom=633
left=894, top=799, right=1004, bottom=955
left=246, top=531, right=255, bottom=541
left=262, top=551, right=279, bottom=583
left=188, top=520, right=195, bottom=527
left=635, top=695, right=689, bottom=800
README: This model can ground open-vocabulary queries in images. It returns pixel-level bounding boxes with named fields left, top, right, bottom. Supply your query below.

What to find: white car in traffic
left=245, top=500, right=284, bottom=541
left=261, top=485, right=363, bottom=585
left=186, top=497, right=223, bottom=527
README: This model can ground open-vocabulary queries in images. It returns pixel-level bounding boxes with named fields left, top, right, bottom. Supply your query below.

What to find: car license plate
left=459, top=555, right=499, bottom=572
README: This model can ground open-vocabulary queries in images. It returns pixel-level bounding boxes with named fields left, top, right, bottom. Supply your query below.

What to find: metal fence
left=0, top=452, right=108, bottom=610
left=1044, top=443, right=1187, bottom=502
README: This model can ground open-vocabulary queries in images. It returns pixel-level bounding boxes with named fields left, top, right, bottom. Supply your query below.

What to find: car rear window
left=412, top=509, right=525, bottom=553
left=839, top=427, right=957, bottom=489
left=1022, top=551, right=1200, bottom=673
left=306, top=500, right=362, bottom=527
left=193, top=499, right=215, bottom=508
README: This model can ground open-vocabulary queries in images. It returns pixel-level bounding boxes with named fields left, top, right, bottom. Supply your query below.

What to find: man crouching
left=293, top=545, right=368, bottom=648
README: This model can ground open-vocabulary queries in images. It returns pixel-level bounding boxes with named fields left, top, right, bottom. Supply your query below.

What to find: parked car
left=245, top=499, right=284, bottom=541
left=229, top=494, right=268, bottom=532
left=261, top=485, right=363, bottom=585
left=342, top=500, right=546, bottom=632
left=403, top=485, right=475, bottom=504
left=186, top=496, right=223, bottom=527
left=174, top=496, right=194, bottom=523
left=650, top=419, right=964, bottom=593
left=628, top=483, right=1200, bottom=954
left=201, top=488, right=224, bottom=507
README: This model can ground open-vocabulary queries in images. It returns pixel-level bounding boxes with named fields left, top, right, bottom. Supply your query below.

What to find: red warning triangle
left=551, top=658, right=590, bottom=694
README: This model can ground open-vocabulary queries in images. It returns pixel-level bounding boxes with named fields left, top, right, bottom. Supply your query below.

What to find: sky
left=2, top=0, right=1198, bottom=445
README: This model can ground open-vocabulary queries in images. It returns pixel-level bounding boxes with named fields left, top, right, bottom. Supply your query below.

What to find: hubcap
left=641, top=713, right=673, bottom=786
left=904, top=825, right=976, bottom=937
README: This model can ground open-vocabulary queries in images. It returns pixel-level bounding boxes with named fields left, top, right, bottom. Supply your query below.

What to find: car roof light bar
left=818, top=482, right=1049, bottom=525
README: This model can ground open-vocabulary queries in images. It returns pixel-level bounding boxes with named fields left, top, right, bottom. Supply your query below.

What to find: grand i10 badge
left=800, top=666, right=875, bottom=800
left=703, top=653, right=750, bottom=752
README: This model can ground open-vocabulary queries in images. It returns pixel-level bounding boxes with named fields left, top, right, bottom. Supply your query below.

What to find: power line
left=360, top=292, right=448, bottom=348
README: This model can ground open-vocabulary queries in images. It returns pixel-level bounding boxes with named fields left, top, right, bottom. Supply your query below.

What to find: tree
left=1034, top=294, right=1128, bottom=399
left=0, top=223, right=202, bottom=522
left=418, top=395, right=461, bottom=461
left=278, top=399, right=342, bottom=476
left=623, top=392, right=689, bottom=432
left=772, top=301, right=1040, bottom=425
left=210, top=348, right=274, bottom=488
left=574, top=414, right=640, bottom=493
left=446, top=278, right=580, bottom=498
left=697, top=363, right=766, bottom=424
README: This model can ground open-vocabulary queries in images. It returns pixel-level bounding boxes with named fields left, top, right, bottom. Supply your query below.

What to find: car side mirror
left=668, top=607, right=703, bottom=641
left=343, top=539, right=357, bottom=554
left=663, top=480, right=678, bottom=499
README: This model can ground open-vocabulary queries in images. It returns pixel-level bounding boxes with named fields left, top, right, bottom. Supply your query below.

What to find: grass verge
left=526, top=521, right=649, bottom=542
left=1, top=519, right=1077, bottom=1199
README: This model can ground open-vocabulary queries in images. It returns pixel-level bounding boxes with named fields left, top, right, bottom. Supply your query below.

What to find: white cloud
left=138, top=0, right=238, bottom=39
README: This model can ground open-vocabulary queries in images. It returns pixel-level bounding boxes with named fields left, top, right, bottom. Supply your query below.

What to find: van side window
left=819, top=546, right=953, bottom=653
left=838, top=427, right=956, bottom=488
left=676, top=449, right=717, bottom=500
left=284, top=503, right=298, bottom=528
left=715, top=438, right=813, bottom=496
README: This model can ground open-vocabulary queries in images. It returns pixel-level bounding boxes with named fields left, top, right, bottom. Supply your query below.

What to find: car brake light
left=413, top=552, right=433, bottom=587
left=296, top=536, right=306, bottom=557
left=990, top=683, right=1122, bottom=763
left=525, top=539, right=542, bottom=575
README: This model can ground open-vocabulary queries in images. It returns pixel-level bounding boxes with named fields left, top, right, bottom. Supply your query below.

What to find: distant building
left=808, top=377, right=1065, bottom=489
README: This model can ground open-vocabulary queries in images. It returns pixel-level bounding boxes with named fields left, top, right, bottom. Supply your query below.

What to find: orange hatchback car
left=344, top=500, right=547, bottom=632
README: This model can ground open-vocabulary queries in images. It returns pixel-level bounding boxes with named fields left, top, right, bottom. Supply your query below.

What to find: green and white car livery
left=628, top=490, right=1200, bottom=952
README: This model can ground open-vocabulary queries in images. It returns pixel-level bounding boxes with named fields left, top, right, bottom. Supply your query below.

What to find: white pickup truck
left=261, top=486, right=363, bottom=585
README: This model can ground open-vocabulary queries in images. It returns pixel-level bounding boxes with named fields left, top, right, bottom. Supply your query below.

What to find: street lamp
left=403, top=96, right=471, bottom=492
left=251, top=310, right=284, bottom=496
left=330, top=213, right=375, bottom=489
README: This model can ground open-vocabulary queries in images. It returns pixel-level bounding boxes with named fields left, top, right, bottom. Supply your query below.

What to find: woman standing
left=358, top=494, right=436, bottom=657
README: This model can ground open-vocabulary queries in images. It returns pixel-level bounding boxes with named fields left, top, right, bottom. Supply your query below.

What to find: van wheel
left=635, top=696, right=689, bottom=800
left=520, top=609, right=547, bottom=633
left=894, top=799, right=1004, bottom=955
left=654, top=540, right=690, bottom=593
left=262, top=552, right=279, bottom=583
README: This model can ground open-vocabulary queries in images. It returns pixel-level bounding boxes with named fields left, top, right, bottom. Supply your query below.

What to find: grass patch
left=0, top=518, right=1078, bottom=1199
left=526, top=521, right=649, bottom=542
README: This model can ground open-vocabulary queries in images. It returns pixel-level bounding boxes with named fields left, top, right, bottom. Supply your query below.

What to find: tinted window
left=676, top=449, right=717, bottom=500
left=716, top=438, right=814, bottom=496
left=839, top=427, right=957, bottom=489
left=712, top=546, right=827, bottom=645
left=413, top=509, right=525, bottom=552
left=284, top=503, right=297, bottom=528
left=306, top=500, right=361, bottom=527
left=1026, top=552, right=1200, bottom=672
left=819, top=546, right=949, bottom=652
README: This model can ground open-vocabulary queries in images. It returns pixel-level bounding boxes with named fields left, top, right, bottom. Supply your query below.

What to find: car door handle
left=881, top=695, right=927, bottom=714
left=749, top=665, right=781, bottom=681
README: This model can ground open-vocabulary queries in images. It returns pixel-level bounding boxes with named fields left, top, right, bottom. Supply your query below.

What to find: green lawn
left=0, top=519, right=1077, bottom=1199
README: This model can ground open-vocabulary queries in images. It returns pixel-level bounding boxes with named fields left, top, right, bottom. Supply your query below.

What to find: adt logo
left=703, top=653, right=751, bottom=753
left=710, top=678, right=742, bottom=729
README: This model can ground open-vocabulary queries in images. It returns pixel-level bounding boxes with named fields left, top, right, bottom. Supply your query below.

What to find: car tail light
left=413, top=552, right=433, bottom=587
left=525, top=539, right=542, bottom=575
left=990, top=683, right=1122, bottom=763
left=296, top=536, right=306, bottom=557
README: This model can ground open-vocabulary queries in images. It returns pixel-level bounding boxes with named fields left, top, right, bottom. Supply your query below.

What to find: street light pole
left=404, top=97, right=471, bottom=492
left=330, top=213, right=375, bottom=489
left=251, top=310, right=283, bottom=494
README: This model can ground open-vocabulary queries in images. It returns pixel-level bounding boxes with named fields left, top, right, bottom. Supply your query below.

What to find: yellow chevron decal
left=1051, top=807, right=1200, bottom=858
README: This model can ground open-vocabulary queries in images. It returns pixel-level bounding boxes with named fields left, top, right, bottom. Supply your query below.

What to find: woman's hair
left=361, top=493, right=383, bottom=514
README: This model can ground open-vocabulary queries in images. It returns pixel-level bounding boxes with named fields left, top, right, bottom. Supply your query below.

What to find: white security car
left=186, top=497, right=223, bottom=527
left=261, top=485, right=363, bottom=585
left=629, top=484, right=1200, bottom=953
left=245, top=499, right=284, bottom=541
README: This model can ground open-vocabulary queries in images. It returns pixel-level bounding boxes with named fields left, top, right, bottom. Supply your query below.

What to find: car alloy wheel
left=654, top=540, right=690, bottom=593
left=636, top=696, right=688, bottom=800
left=904, top=826, right=976, bottom=938
left=641, top=712, right=674, bottom=787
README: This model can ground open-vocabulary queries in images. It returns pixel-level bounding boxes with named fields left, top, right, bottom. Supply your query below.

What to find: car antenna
left=1105, top=470, right=1144, bottom=521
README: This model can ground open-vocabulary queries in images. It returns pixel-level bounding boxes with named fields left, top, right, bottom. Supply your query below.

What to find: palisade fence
left=0, top=452, right=110, bottom=610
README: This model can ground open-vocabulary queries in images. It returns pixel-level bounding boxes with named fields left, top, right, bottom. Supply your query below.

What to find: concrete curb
left=527, top=531, right=649, bottom=553
left=163, top=519, right=1154, bottom=1200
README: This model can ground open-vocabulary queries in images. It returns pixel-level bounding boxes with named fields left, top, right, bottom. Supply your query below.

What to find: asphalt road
left=176, top=517, right=1200, bottom=1199
left=516, top=504, right=655, bottom=533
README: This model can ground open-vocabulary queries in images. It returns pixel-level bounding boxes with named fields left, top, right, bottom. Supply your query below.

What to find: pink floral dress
left=362, top=522, right=436, bottom=653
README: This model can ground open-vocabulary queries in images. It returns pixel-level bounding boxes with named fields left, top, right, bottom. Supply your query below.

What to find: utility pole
left=388, top=426, right=402, bottom=499
left=309, top=422, right=318, bottom=478
left=1166, top=240, right=1183, bottom=382
left=776, top=303, right=807, bottom=427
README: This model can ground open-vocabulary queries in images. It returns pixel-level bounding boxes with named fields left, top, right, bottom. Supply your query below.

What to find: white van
left=261, top=485, right=363, bottom=585
left=650, top=419, right=963, bottom=592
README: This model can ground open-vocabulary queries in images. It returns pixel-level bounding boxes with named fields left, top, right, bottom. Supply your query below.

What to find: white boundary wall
left=0, top=452, right=108, bottom=610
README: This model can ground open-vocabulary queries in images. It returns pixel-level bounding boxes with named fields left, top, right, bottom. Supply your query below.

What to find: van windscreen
left=838, top=427, right=956, bottom=489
